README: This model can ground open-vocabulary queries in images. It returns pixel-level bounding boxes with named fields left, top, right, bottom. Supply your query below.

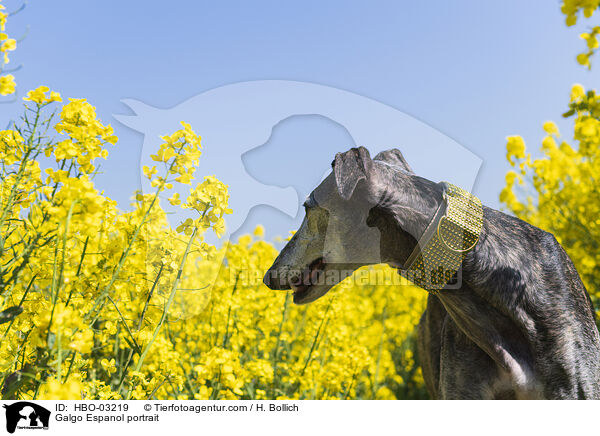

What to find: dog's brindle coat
left=263, top=147, right=600, bottom=399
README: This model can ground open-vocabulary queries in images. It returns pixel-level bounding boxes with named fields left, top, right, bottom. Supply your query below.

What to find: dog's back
left=419, top=207, right=600, bottom=399
left=529, top=229, right=600, bottom=398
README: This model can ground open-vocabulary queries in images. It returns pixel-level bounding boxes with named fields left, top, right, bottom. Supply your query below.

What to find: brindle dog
left=263, top=147, right=600, bottom=399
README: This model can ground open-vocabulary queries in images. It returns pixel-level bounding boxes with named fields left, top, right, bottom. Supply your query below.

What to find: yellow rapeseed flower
left=0, top=73, right=14, bottom=95
left=506, top=135, right=526, bottom=165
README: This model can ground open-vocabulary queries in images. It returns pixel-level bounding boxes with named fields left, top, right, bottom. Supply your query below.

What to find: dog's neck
left=370, top=171, right=446, bottom=266
left=376, top=173, right=540, bottom=394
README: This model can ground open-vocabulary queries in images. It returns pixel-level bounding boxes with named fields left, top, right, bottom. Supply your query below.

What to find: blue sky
left=0, top=0, right=596, bottom=240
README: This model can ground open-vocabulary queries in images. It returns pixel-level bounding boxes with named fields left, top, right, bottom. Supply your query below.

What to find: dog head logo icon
left=3, top=402, right=50, bottom=433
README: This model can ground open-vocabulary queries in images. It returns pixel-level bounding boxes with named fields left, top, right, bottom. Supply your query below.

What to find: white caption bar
left=0, top=400, right=592, bottom=436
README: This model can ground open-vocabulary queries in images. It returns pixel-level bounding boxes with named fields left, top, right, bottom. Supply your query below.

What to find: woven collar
left=400, top=182, right=483, bottom=294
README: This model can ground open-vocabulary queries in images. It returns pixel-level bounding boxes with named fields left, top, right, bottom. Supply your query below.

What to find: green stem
left=115, top=262, right=167, bottom=395
left=65, top=236, right=89, bottom=307
left=373, top=304, right=387, bottom=397
left=0, top=115, right=40, bottom=240
left=271, top=292, right=290, bottom=398
left=300, top=298, right=333, bottom=377
left=56, top=330, right=62, bottom=382
left=127, top=226, right=198, bottom=398
left=138, top=263, right=164, bottom=331
left=222, top=273, right=240, bottom=348
left=107, top=295, right=141, bottom=354
left=1, top=274, right=36, bottom=341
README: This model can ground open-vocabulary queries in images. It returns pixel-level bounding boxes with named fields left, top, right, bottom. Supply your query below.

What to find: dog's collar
left=400, top=182, right=483, bottom=294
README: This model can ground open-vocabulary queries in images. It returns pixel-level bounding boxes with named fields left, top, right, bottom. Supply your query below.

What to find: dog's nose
left=263, top=267, right=290, bottom=290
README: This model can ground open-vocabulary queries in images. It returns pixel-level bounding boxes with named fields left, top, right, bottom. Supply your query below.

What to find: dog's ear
left=332, top=147, right=373, bottom=200
left=373, top=148, right=414, bottom=174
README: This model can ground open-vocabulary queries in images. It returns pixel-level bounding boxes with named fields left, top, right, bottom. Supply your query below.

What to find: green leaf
left=0, top=306, right=23, bottom=324
left=562, top=109, right=575, bottom=118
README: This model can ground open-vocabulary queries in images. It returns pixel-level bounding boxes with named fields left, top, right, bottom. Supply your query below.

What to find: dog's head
left=263, top=146, right=443, bottom=304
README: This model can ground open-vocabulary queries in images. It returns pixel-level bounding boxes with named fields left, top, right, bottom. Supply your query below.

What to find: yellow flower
left=506, top=135, right=526, bottom=165
left=69, top=330, right=94, bottom=354
left=175, top=172, right=194, bottom=184
left=168, top=192, right=181, bottom=205
left=52, top=98, right=114, bottom=173
left=38, top=377, right=83, bottom=400
left=142, top=165, right=158, bottom=180
left=577, top=53, right=590, bottom=67
left=0, top=74, right=15, bottom=95
left=24, top=85, right=49, bottom=103
left=542, top=121, right=559, bottom=135
left=0, top=10, right=6, bottom=32
left=1, top=38, right=15, bottom=51
left=101, top=358, right=117, bottom=374
left=581, top=32, right=600, bottom=49
left=49, top=91, right=62, bottom=102
left=23, top=86, right=62, bottom=105
left=505, top=170, right=518, bottom=186
left=570, top=83, right=585, bottom=101
left=253, top=225, right=265, bottom=237
left=1, top=37, right=15, bottom=54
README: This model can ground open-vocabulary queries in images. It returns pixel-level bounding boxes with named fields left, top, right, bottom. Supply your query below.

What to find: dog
left=263, top=146, right=600, bottom=399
